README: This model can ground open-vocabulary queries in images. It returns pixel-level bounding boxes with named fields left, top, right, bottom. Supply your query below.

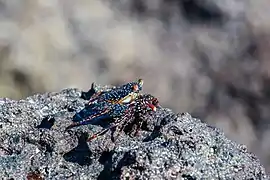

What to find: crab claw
left=151, top=97, right=160, bottom=108
left=147, top=103, right=157, bottom=111
left=119, top=92, right=140, bottom=104
left=87, top=134, right=97, bottom=141
left=120, top=94, right=133, bottom=104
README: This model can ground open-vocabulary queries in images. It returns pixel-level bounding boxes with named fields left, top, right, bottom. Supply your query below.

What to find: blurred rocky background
left=0, top=0, right=270, bottom=173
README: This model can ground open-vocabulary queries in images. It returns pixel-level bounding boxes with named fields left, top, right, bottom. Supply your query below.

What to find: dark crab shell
left=72, top=101, right=129, bottom=124
left=88, top=79, right=144, bottom=105
left=67, top=93, right=159, bottom=133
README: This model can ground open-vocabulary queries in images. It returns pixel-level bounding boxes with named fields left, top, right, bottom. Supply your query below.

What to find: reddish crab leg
left=87, top=121, right=121, bottom=141
left=87, top=91, right=103, bottom=104
left=147, top=103, right=157, bottom=111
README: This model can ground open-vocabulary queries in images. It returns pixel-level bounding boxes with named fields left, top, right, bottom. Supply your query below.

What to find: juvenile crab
left=66, top=93, right=160, bottom=141
left=84, top=79, right=144, bottom=105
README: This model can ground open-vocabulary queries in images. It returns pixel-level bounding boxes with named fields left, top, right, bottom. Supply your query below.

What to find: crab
left=66, top=93, right=160, bottom=141
left=82, top=79, right=144, bottom=105
left=92, top=93, right=160, bottom=141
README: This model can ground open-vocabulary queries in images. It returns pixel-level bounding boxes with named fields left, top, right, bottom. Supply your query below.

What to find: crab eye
left=138, top=79, right=143, bottom=89
left=138, top=79, right=143, bottom=85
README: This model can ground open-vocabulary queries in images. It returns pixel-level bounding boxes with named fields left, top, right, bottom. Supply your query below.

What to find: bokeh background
left=0, top=0, right=270, bottom=173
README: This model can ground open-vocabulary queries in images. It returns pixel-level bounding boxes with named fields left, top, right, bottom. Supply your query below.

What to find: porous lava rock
left=0, top=89, right=268, bottom=179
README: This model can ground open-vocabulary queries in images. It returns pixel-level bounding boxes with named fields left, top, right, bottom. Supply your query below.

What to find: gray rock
left=0, top=89, right=268, bottom=179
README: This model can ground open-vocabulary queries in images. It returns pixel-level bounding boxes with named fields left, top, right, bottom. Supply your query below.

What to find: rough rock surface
left=0, top=89, right=269, bottom=179
left=1, top=0, right=270, bottom=173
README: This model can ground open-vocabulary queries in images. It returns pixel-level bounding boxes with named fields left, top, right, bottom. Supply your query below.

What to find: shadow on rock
left=63, top=132, right=92, bottom=166
left=36, top=116, right=55, bottom=129
left=143, top=114, right=170, bottom=142
left=116, top=151, right=137, bottom=170
left=97, top=150, right=114, bottom=180
left=143, top=125, right=162, bottom=142
left=97, top=151, right=137, bottom=180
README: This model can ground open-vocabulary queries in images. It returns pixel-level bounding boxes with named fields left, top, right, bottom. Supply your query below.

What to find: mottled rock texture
left=0, top=89, right=268, bottom=179
left=1, top=0, right=270, bottom=173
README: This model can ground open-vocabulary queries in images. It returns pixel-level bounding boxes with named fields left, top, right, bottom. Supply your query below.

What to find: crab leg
left=88, top=91, right=102, bottom=103
left=134, top=119, right=144, bottom=136
left=66, top=109, right=110, bottom=130
left=81, top=83, right=99, bottom=100
left=111, top=108, right=136, bottom=141
left=87, top=121, right=121, bottom=141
